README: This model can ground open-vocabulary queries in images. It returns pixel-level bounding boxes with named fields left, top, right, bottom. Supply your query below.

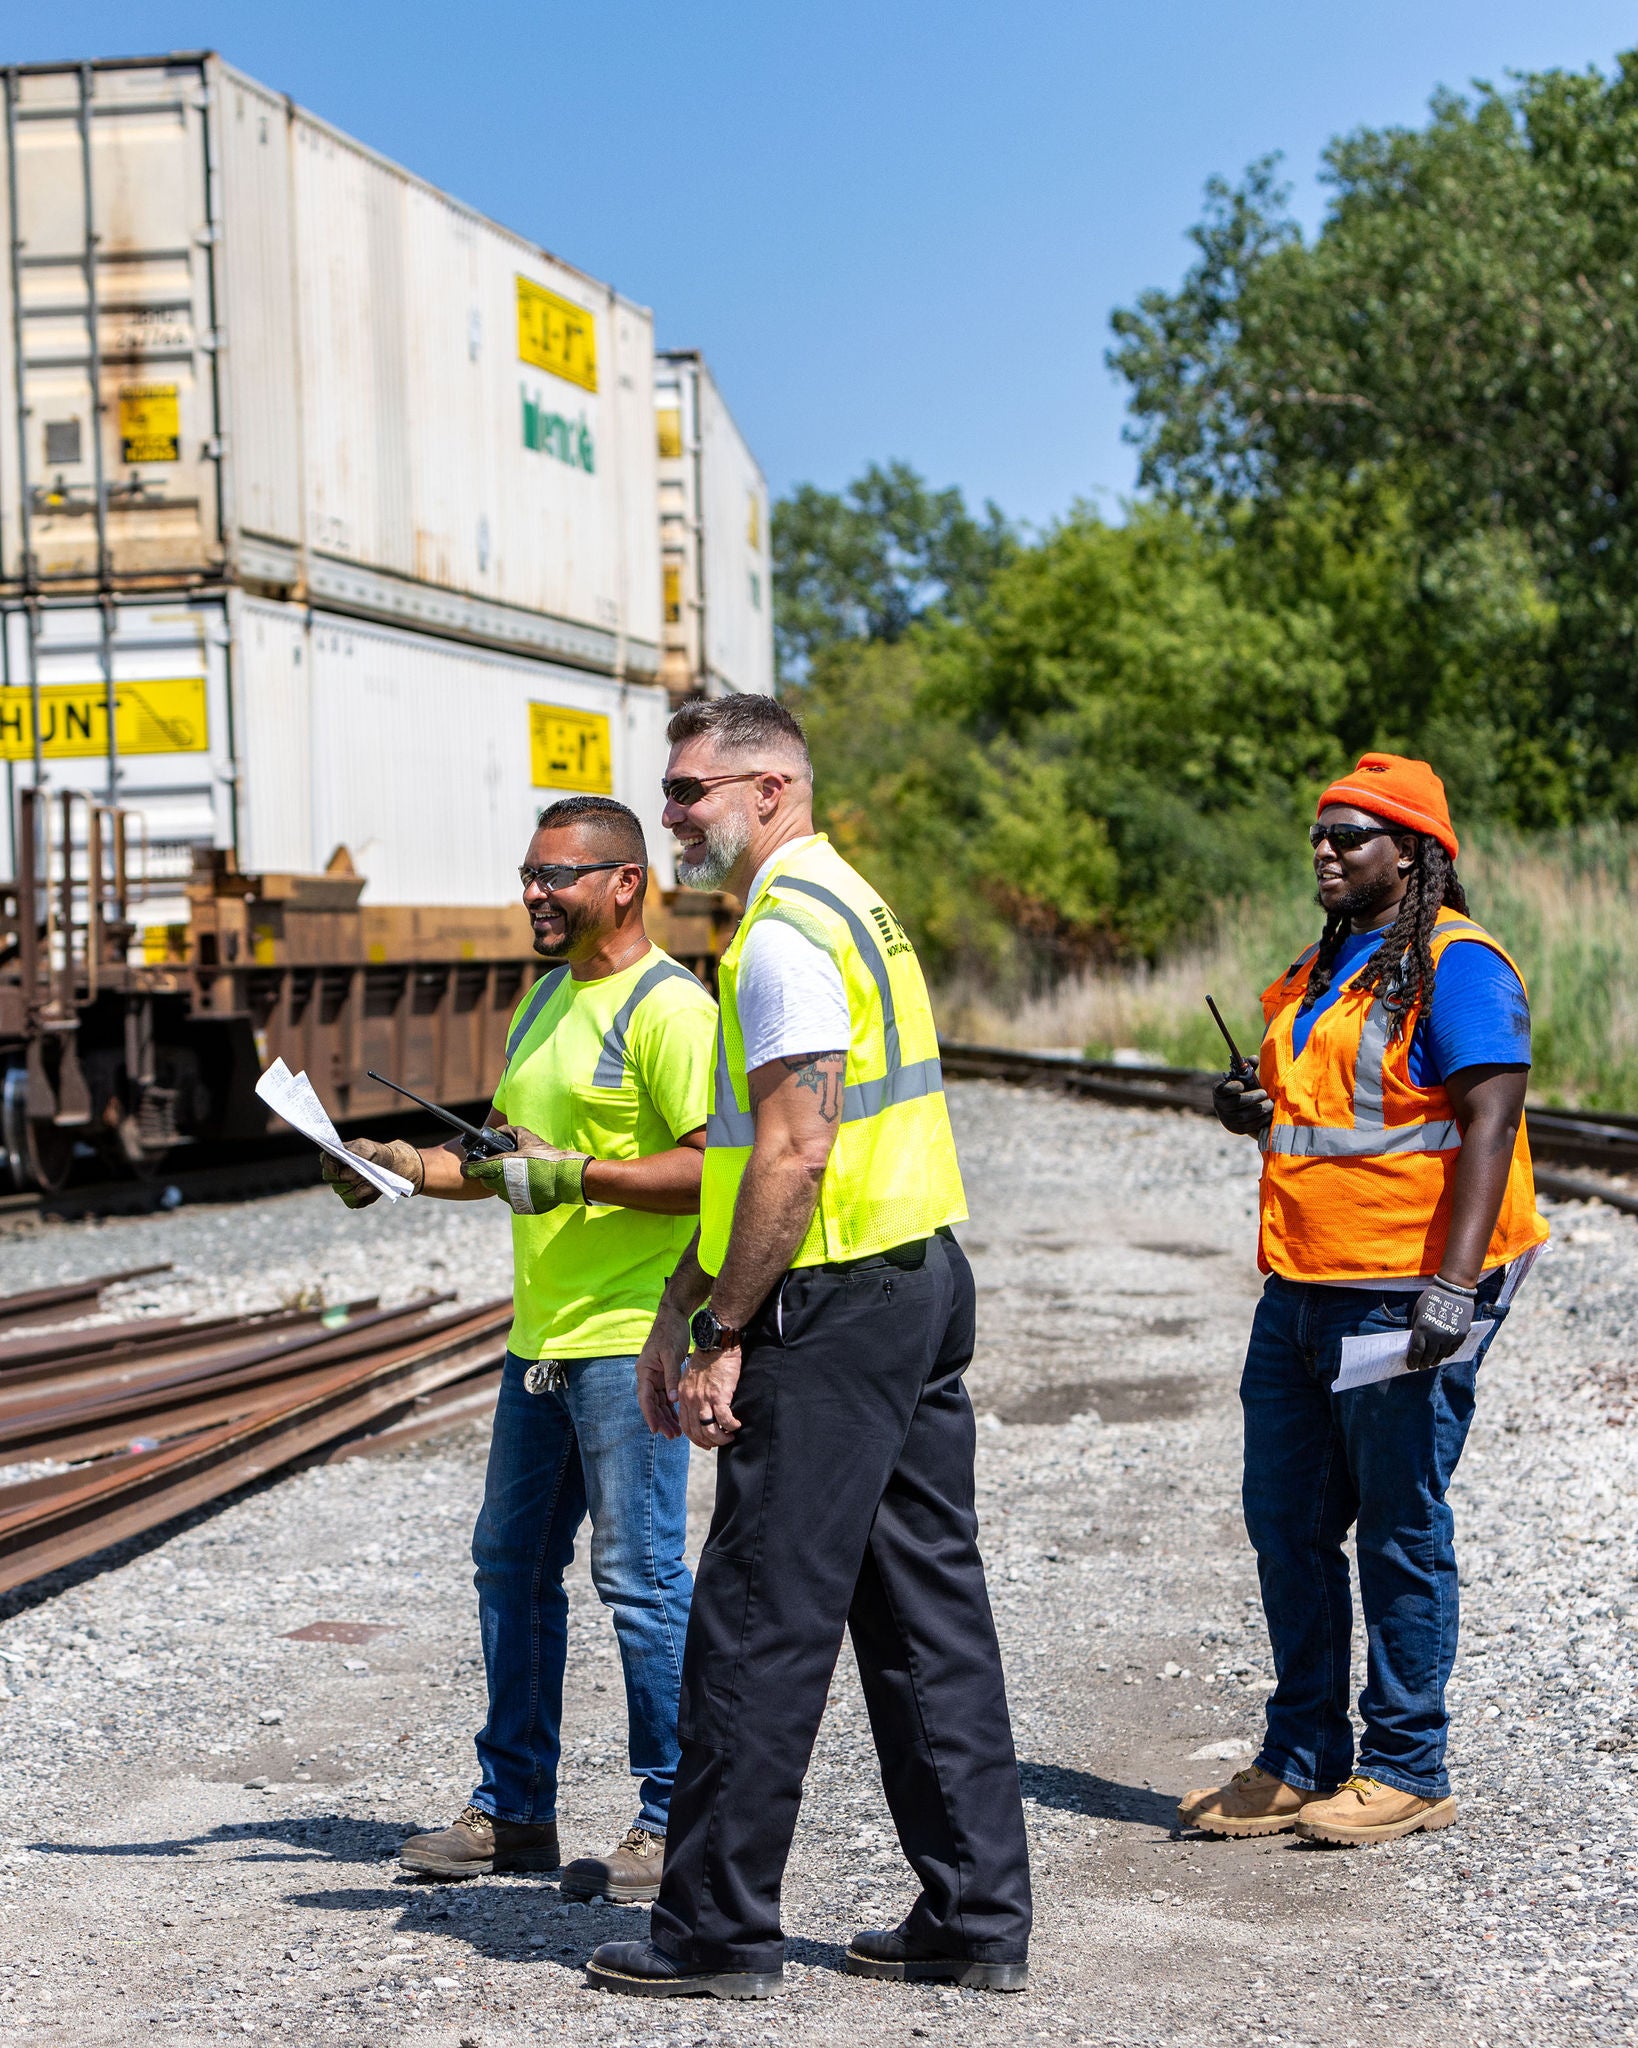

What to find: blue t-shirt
left=1288, top=928, right=1531, bottom=1084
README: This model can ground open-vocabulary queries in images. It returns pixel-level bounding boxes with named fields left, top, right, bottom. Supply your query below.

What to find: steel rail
left=0, top=1300, right=511, bottom=1595
left=0, top=1263, right=172, bottom=1330
left=937, top=1038, right=1638, bottom=1214
left=0, top=1297, right=456, bottom=1460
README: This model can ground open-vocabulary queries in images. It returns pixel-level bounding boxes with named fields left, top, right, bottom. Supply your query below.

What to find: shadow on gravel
left=1019, top=1761, right=1176, bottom=1828
left=997, top=1375, right=1205, bottom=1426
left=26, top=1816, right=412, bottom=1861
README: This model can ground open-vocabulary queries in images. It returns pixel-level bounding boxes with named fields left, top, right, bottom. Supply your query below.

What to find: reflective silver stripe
left=1271, top=917, right=1495, bottom=1164
left=776, top=877, right=902, bottom=1071
left=841, top=1056, right=944, bottom=1122
left=1267, top=1120, right=1462, bottom=1158
left=504, top=967, right=569, bottom=1067
left=707, top=875, right=943, bottom=1149
left=706, top=1016, right=757, bottom=1146
left=501, top=1155, right=540, bottom=1212
left=1352, top=997, right=1392, bottom=1129
left=590, top=958, right=700, bottom=1088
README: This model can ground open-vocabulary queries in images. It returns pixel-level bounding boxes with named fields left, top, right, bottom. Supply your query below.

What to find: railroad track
left=0, top=1266, right=509, bottom=1599
left=938, top=1038, right=1638, bottom=1216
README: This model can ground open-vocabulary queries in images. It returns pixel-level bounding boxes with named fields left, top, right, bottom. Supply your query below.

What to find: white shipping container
left=655, top=350, right=773, bottom=698
left=0, top=594, right=676, bottom=934
left=0, top=53, right=661, bottom=679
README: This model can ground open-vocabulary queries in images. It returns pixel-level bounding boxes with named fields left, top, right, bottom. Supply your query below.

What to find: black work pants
left=649, top=1230, right=1032, bottom=1974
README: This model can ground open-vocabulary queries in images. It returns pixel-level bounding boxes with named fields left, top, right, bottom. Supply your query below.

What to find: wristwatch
left=690, top=1305, right=745, bottom=1353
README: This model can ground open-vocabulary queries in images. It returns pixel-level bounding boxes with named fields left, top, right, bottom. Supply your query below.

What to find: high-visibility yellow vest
left=698, top=836, right=967, bottom=1277
left=1257, top=908, right=1548, bottom=1282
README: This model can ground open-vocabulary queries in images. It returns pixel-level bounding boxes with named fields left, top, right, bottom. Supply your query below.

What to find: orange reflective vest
left=1256, top=909, right=1549, bottom=1283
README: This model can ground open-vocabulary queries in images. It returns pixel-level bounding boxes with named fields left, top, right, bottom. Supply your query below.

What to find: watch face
left=690, top=1307, right=719, bottom=1351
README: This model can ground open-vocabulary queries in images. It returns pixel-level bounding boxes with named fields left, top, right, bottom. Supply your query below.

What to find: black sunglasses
left=518, top=860, right=634, bottom=892
left=660, top=769, right=789, bottom=806
left=1309, top=823, right=1394, bottom=854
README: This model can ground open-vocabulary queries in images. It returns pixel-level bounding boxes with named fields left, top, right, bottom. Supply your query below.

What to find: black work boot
left=399, top=1804, right=560, bottom=1879
left=585, top=1939, right=781, bottom=2000
left=845, top=1923, right=1028, bottom=1991
left=561, top=1825, right=664, bottom=1902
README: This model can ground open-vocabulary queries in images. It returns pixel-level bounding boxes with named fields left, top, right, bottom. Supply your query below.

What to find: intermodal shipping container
left=0, top=595, right=677, bottom=937
left=655, top=350, right=773, bottom=699
left=0, top=52, right=661, bottom=679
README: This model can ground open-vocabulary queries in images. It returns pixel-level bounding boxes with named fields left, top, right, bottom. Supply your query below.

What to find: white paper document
left=1333, top=1323, right=1488, bottom=1393
left=254, top=1058, right=414, bottom=1201
left=1332, top=1243, right=1542, bottom=1394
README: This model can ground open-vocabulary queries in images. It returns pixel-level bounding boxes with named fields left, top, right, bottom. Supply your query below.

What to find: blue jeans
left=470, top=1352, right=692, bottom=1833
left=1240, top=1272, right=1510, bottom=1800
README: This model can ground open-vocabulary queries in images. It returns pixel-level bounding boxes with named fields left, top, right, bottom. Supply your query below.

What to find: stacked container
left=0, top=51, right=674, bottom=924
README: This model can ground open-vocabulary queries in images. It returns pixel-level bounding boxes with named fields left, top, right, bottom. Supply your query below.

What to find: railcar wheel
left=23, top=1116, right=74, bottom=1195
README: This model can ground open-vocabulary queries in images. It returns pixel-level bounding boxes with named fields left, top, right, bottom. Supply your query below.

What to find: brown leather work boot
left=560, top=1825, right=665, bottom=1902
left=1177, top=1765, right=1315, bottom=1837
left=1295, top=1775, right=1457, bottom=1846
left=399, top=1804, right=560, bottom=1879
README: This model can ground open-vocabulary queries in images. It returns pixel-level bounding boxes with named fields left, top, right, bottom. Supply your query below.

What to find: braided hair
left=1297, top=835, right=1469, bottom=1038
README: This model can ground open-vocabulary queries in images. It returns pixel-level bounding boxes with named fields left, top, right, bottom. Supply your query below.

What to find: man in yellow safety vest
left=586, top=693, right=1032, bottom=2002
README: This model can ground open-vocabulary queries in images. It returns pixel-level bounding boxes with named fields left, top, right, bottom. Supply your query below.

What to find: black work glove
left=1212, top=1072, right=1273, bottom=1138
left=1405, top=1276, right=1476, bottom=1371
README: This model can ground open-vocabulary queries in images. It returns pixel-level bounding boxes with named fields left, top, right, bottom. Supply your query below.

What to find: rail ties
left=937, top=1037, right=1638, bottom=1216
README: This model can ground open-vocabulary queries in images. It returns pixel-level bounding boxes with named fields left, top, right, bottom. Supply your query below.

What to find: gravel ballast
left=0, top=1079, right=1631, bottom=2046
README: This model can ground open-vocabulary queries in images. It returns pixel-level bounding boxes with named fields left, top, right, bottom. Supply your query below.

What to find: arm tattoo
left=780, top=1050, right=846, bottom=1123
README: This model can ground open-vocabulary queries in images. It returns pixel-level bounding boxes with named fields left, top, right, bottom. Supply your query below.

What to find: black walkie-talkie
left=365, top=1071, right=518, bottom=1160
left=1205, top=995, right=1258, bottom=1084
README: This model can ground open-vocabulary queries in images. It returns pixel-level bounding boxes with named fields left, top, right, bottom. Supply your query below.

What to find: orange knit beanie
left=1316, top=752, right=1458, bottom=860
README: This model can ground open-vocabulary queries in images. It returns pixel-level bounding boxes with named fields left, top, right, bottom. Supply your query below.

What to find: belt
left=806, top=1227, right=952, bottom=1276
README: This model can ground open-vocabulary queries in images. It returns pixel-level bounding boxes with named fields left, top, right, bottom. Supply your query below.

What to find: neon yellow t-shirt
left=491, top=947, right=717, bottom=1361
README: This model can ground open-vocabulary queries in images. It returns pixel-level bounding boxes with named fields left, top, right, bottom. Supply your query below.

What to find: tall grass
left=937, top=827, right=1638, bottom=1112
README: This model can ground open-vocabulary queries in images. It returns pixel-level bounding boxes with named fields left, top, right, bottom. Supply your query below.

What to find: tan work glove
left=321, top=1136, right=425, bottom=1209
left=461, top=1124, right=590, bottom=1214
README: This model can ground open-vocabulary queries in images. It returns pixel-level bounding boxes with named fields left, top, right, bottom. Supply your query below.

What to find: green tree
left=1108, top=55, right=1638, bottom=817
left=772, top=460, right=1015, bottom=678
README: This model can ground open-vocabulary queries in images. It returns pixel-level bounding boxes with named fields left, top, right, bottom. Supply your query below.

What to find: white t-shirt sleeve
left=736, top=917, right=851, bottom=1071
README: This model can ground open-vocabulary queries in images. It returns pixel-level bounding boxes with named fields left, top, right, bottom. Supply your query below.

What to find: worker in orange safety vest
left=1180, top=753, right=1548, bottom=1849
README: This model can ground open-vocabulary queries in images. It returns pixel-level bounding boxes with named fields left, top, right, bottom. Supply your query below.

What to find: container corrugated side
left=235, top=600, right=675, bottom=903
left=232, top=60, right=662, bottom=674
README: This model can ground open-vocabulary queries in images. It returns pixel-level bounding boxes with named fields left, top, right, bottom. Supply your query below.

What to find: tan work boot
left=560, top=1824, right=665, bottom=1902
left=1177, top=1765, right=1314, bottom=1837
left=399, top=1804, right=560, bottom=1879
left=1295, top=1775, right=1457, bottom=1845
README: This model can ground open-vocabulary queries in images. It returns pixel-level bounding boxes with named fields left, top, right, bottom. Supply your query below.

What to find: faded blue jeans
left=1241, top=1271, right=1510, bottom=1800
left=470, top=1352, right=691, bottom=1834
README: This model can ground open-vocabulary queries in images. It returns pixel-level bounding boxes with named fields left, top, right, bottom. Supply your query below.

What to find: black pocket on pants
left=677, top=1549, right=754, bottom=1747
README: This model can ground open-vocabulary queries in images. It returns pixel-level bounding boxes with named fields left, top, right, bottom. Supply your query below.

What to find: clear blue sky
left=12, top=3, right=1638, bottom=527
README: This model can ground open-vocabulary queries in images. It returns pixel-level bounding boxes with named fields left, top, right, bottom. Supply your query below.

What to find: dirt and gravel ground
left=0, top=1080, right=1633, bottom=2046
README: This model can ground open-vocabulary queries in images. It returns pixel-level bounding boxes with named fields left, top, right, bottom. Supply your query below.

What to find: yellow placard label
left=515, top=277, right=598, bottom=393
left=119, top=383, right=180, bottom=463
left=529, top=703, right=612, bottom=793
left=663, top=563, right=682, bottom=623
left=747, top=492, right=761, bottom=550
left=0, top=677, right=208, bottom=760
left=656, top=407, right=682, bottom=459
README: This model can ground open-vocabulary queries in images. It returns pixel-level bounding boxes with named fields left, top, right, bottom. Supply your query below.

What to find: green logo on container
left=522, top=386, right=595, bottom=473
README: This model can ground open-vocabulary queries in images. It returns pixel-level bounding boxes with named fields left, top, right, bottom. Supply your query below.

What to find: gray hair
left=666, top=694, right=811, bottom=778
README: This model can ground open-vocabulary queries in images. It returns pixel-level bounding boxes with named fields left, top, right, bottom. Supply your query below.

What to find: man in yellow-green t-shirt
left=323, top=796, right=716, bottom=1905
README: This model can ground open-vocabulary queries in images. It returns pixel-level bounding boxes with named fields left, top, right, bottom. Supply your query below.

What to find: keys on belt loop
left=524, top=1359, right=568, bottom=1395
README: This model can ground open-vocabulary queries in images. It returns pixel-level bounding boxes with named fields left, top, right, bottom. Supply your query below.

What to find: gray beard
left=677, top=812, right=751, bottom=891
